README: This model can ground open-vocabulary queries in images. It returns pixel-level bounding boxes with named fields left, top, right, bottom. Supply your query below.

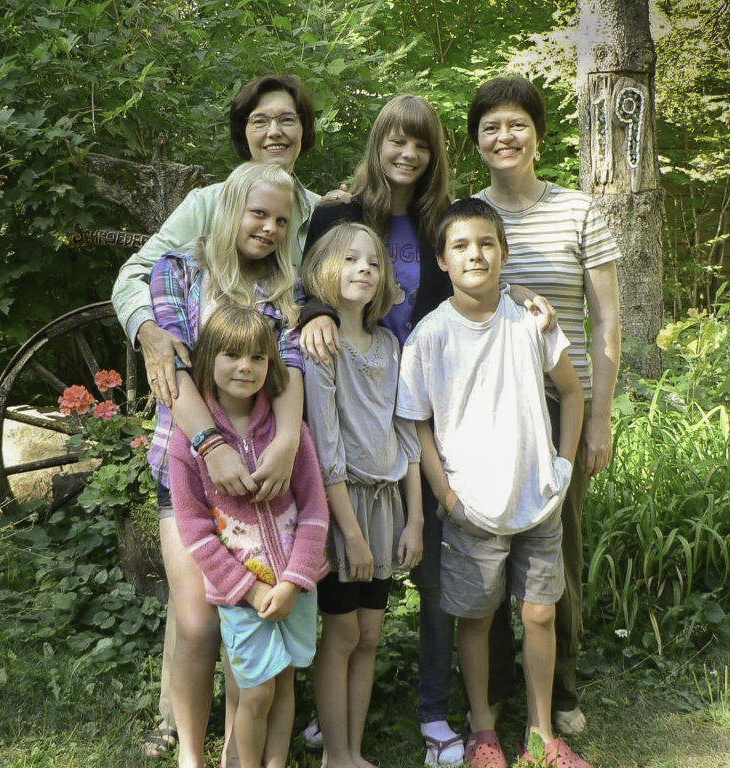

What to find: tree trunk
left=578, top=0, right=664, bottom=378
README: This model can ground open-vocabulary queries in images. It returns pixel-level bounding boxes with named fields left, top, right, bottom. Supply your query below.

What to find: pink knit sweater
left=168, top=391, right=329, bottom=606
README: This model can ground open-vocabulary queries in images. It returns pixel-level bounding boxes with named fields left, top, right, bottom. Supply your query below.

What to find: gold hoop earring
left=534, top=150, right=541, bottom=163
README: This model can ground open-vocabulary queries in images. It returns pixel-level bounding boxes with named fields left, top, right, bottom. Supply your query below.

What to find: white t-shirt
left=397, top=292, right=571, bottom=534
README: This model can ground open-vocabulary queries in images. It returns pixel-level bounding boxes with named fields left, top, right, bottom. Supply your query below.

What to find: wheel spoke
left=73, top=329, right=104, bottom=396
left=4, top=408, right=77, bottom=436
left=29, top=360, right=68, bottom=394
left=125, top=340, right=138, bottom=406
left=4, top=454, right=81, bottom=475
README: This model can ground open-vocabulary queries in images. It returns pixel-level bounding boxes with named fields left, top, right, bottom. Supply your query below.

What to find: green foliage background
left=1, top=0, right=728, bottom=374
left=2, top=0, right=576, bottom=360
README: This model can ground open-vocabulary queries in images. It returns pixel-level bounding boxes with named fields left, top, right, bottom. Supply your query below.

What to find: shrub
left=58, top=371, right=157, bottom=544
left=584, top=301, right=729, bottom=657
left=0, top=504, right=164, bottom=676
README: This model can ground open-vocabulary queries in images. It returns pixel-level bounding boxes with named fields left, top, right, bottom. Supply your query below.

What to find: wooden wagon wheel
left=0, top=301, right=147, bottom=514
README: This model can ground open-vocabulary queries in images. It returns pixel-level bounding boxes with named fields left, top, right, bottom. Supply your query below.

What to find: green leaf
left=327, top=58, right=347, bottom=76
left=526, top=731, right=546, bottom=758
left=704, top=601, right=725, bottom=624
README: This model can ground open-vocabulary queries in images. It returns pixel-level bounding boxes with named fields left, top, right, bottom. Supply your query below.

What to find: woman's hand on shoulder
left=138, top=321, right=191, bottom=407
left=250, top=432, right=299, bottom=501
left=509, top=284, right=558, bottom=332
left=204, top=443, right=258, bottom=496
left=300, top=315, right=341, bottom=363
left=317, top=183, right=352, bottom=206
left=524, top=293, right=557, bottom=331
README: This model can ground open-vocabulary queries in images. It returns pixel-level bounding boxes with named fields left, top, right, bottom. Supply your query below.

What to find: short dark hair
left=435, top=198, right=509, bottom=258
left=230, top=74, right=316, bottom=160
left=467, top=76, right=547, bottom=146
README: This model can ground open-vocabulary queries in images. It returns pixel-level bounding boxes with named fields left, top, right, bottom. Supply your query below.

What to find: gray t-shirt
left=304, top=326, right=420, bottom=580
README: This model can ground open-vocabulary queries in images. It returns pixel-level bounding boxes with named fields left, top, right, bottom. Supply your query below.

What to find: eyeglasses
left=247, top=113, right=300, bottom=132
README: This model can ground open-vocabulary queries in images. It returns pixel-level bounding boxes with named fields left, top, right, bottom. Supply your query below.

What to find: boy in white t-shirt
left=397, top=198, right=590, bottom=768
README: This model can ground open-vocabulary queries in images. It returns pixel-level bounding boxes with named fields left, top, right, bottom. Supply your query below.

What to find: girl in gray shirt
left=303, top=222, right=423, bottom=768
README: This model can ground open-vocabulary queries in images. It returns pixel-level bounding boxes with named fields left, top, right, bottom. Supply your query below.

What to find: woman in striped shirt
left=467, top=75, right=621, bottom=742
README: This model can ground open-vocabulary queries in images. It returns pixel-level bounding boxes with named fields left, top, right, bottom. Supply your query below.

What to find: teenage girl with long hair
left=301, top=94, right=453, bottom=353
left=150, top=161, right=305, bottom=768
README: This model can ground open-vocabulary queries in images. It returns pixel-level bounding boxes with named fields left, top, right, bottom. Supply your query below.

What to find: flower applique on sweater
left=211, top=505, right=297, bottom=585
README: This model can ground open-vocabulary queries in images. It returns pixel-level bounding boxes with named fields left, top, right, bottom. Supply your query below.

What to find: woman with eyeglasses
left=111, top=75, right=320, bottom=765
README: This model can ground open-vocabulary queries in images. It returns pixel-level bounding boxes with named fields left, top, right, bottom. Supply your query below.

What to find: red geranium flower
left=94, top=369, right=123, bottom=393
left=93, top=401, right=120, bottom=421
left=58, top=385, right=95, bottom=415
left=131, top=436, right=150, bottom=449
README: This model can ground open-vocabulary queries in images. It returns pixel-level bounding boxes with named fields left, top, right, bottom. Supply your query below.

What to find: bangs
left=391, top=109, right=435, bottom=147
left=213, top=320, right=276, bottom=359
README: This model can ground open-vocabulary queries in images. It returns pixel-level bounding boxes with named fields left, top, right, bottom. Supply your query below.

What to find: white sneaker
left=553, top=706, right=587, bottom=735
left=302, top=717, right=323, bottom=750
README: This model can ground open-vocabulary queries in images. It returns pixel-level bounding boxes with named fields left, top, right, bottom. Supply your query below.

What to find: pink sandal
left=464, top=729, right=508, bottom=768
left=519, top=736, right=592, bottom=768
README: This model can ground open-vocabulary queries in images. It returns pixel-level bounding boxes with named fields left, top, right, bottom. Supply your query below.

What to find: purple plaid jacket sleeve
left=256, top=283, right=303, bottom=372
left=148, top=251, right=301, bottom=487
left=148, top=250, right=201, bottom=486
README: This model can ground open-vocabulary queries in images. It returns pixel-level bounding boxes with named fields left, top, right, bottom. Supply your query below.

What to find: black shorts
left=316, top=571, right=392, bottom=614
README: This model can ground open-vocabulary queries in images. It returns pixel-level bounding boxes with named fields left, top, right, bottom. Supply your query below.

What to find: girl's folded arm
left=168, top=434, right=257, bottom=604
left=252, top=367, right=304, bottom=501
left=171, top=372, right=257, bottom=497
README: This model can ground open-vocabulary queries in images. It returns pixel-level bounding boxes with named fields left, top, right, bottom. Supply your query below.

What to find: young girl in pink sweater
left=168, top=303, right=329, bottom=768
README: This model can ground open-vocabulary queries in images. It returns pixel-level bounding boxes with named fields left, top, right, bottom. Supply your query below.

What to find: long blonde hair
left=351, top=94, right=451, bottom=244
left=200, top=162, right=299, bottom=327
left=303, top=223, right=396, bottom=333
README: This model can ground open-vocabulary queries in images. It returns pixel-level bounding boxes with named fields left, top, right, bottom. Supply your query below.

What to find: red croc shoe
left=519, top=736, right=593, bottom=768
left=464, top=729, right=508, bottom=768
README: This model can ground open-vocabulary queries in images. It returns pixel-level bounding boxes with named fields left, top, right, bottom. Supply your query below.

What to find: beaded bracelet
left=198, top=435, right=226, bottom=458
left=191, top=427, right=220, bottom=452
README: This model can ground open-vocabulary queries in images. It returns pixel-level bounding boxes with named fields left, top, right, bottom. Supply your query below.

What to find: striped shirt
left=149, top=247, right=303, bottom=487
left=474, top=183, right=621, bottom=399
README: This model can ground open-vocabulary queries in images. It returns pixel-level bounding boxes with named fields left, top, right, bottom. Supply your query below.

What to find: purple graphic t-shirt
left=384, top=214, right=420, bottom=346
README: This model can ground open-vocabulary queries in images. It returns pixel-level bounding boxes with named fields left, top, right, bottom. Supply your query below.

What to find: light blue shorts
left=219, top=590, right=317, bottom=689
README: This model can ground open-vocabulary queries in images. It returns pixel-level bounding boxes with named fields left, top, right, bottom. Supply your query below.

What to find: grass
left=1, top=630, right=728, bottom=768
left=583, top=394, right=729, bottom=655
left=2, top=328, right=728, bottom=766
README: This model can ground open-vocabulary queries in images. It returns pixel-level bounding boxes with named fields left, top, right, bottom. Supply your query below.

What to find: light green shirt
left=111, top=175, right=319, bottom=343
